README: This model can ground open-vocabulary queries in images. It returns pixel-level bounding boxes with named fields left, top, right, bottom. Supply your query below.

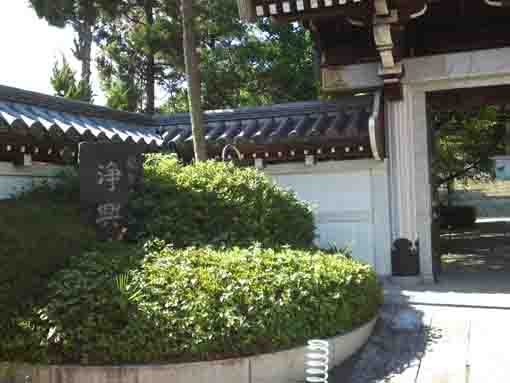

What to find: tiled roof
left=0, top=85, right=162, bottom=147
left=158, top=92, right=384, bottom=161
left=0, top=85, right=384, bottom=163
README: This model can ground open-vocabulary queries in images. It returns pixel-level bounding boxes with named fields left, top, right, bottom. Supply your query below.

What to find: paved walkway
left=414, top=304, right=510, bottom=383
left=332, top=299, right=510, bottom=383
left=331, top=220, right=510, bottom=382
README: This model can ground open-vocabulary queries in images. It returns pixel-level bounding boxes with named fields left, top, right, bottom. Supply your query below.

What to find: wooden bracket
left=374, top=0, right=390, bottom=16
left=373, top=8, right=404, bottom=101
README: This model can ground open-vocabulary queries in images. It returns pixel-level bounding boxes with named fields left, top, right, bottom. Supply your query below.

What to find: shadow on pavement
left=330, top=296, right=443, bottom=383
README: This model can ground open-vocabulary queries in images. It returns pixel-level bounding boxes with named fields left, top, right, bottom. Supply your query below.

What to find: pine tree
left=96, top=19, right=143, bottom=112
left=29, top=0, right=108, bottom=101
left=103, top=79, right=131, bottom=110
left=51, top=56, right=94, bottom=101
left=95, top=0, right=178, bottom=113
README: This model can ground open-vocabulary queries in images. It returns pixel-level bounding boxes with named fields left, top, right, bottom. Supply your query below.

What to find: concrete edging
left=1, top=316, right=377, bottom=383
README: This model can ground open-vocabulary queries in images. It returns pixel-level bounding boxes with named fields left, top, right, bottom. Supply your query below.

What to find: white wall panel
left=0, top=162, right=64, bottom=200
left=265, top=160, right=391, bottom=275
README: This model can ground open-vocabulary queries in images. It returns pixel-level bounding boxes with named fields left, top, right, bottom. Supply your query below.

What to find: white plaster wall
left=265, top=159, right=391, bottom=276
left=0, top=162, right=64, bottom=200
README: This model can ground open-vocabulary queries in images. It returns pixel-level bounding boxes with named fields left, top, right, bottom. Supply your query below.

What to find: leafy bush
left=0, top=171, right=94, bottom=319
left=127, top=154, right=315, bottom=248
left=0, top=172, right=138, bottom=362
left=4, top=243, right=382, bottom=364
left=1, top=158, right=377, bottom=365
left=0, top=242, right=141, bottom=363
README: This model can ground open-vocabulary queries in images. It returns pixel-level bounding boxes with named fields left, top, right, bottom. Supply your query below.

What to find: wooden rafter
left=243, top=0, right=368, bottom=20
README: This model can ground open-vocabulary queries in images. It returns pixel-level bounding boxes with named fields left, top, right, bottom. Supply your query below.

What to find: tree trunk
left=80, top=25, right=93, bottom=86
left=73, top=21, right=93, bottom=101
left=73, top=0, right=95, bottom=102
left=126, top=62, right=138, bottom=112
left=181, top=0, right=208, bottom=161
left=145, top=0, right=156, bottom=114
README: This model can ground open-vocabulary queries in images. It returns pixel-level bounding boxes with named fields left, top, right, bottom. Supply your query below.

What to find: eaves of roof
left=0, top=84, right=384, bottom=163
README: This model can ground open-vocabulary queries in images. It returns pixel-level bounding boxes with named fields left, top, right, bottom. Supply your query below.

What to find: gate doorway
left=428, top=86, right=510, bottom=293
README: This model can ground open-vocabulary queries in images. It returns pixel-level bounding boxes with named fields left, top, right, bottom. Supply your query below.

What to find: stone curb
left=1, top=316, right=377, bottom=383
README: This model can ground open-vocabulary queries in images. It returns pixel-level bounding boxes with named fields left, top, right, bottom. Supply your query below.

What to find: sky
left=0, top=1, right=105, bottom=104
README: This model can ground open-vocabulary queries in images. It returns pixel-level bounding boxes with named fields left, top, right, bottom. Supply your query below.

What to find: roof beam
left=247, top=0, right=367, bottom=19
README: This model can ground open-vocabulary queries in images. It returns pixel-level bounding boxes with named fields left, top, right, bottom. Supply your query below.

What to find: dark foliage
left=127, top=154, right=316, bottom=248
left=439, top=205, right=477, bottom=229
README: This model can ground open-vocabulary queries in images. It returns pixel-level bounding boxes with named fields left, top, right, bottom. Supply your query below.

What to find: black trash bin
left=391, top=238, right=420, bottom=276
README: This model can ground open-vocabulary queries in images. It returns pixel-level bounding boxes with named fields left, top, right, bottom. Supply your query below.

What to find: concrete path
left=414, top=305, right=510, bottom=383
left=332, top=301, right=510, bottom=383
left=332, top=218, right=510, bottom=382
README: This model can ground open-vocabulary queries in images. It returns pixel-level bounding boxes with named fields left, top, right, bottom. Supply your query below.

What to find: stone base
left=1, top=317, right=378, bottom=383
left=388, top=276, right=424, bottom=289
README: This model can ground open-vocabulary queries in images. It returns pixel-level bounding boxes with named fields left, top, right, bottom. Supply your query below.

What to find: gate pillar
left=386, top=86, right=434, bottom=283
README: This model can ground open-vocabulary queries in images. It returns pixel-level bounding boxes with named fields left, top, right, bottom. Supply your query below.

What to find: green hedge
left=0, top=173, right=140, bottom=362
left=1, top=242, right=140, bottom=363
left=127, top=154, right=316, bottom=248
left=3, top=243, right=382, bottom=364
left=0, top=174, right=95, bottom=319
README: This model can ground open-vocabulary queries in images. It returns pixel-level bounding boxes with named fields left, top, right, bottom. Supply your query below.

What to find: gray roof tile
left=0, top=85, right=162, bottom=147
left=158, top=94, right=380, bottom=148
left=0, top=84, right=383, bottom=160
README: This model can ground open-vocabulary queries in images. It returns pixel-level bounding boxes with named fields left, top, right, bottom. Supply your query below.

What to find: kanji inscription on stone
left=79, top=142, right=144, bottom=240
left=96, top=202, right=123, bottom=227
left=97, top=161, right=122, bottom=192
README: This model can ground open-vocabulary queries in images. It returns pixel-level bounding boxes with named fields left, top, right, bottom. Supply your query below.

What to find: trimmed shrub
left=0, top=242, right=141, bottom=363
left=0, top=172, right=138, bottom=362
left=5, top=243, right=382, bottom=364
left=0, top=172, right=94, bottom=318
left=439, top=205, right=477, bottom=229
left=127, top=154, right=315, bottom=248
